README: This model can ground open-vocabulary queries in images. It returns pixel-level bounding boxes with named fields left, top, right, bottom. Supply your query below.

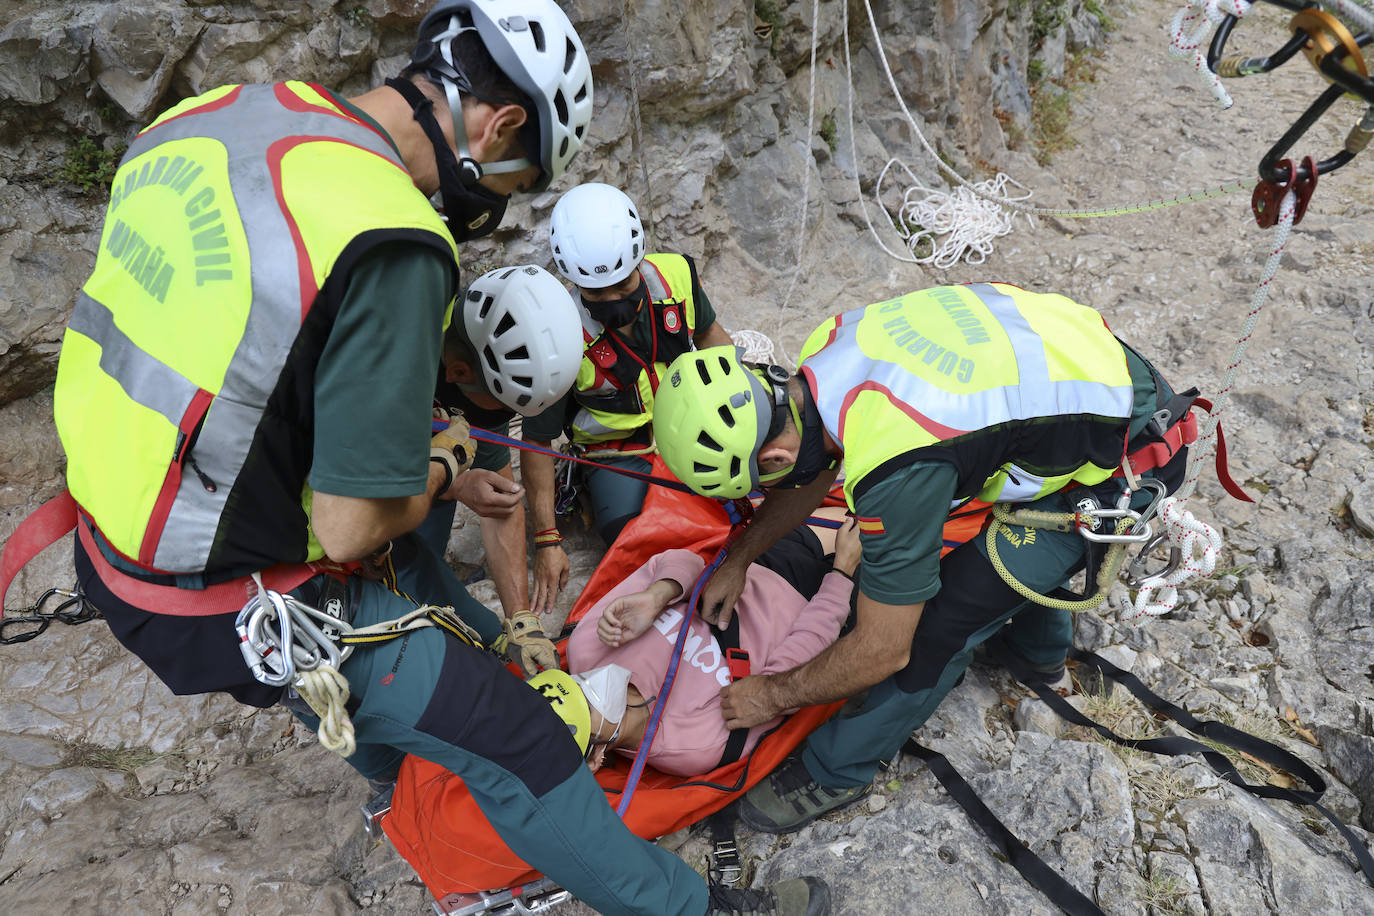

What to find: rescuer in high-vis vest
left=520, top=182, right=734, bottom=612
left=652, top=283, right=1199, bottom=836
left=47, top=4, right=831, bottom=913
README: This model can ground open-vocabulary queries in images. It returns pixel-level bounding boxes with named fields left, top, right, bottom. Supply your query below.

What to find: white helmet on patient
left=461, top=265, right=582, bottom=415
left=548, top=182, right=645, bottom=289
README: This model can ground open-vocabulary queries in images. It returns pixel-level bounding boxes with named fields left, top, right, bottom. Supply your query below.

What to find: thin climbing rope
left=621, top=0, right=656, bottom=251
left=770, top=0, right=823, bottom=368
left=1125, top=189, right=1297, bottom=620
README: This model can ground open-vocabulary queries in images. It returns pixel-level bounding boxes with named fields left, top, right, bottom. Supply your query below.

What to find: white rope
left=1167, top=0, right=1253, bottom=109
left=1178, top=189, right=1296, bottom=501
left=849, top=0, right=1250, bottom=253
left=296, top=666, right=357, bottom=757
left=1123, top=189, right=1297, bottom=620
left=1329, top=0, right=1374, bottom=34
left=729, top=328, right=777, bottom=363
left=770, top=0, right=823, bottom=369
left=873, top=160, right=1034, bottom=269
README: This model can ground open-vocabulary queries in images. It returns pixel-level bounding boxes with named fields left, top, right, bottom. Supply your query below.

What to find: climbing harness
left=236, top=574, right=487, bottom=758
left=986, top=478, right=1167, bottom=613
left=0, top=585, right=101, bottom=645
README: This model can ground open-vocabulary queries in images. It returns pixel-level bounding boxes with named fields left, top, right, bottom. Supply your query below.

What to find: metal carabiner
left=1078, top=509, right=1155, bottom=544
left=1125, top=532, right=1185, bottom=588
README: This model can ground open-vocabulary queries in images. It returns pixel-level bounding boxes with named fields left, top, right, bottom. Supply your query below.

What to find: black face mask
left=582, top=279, right=648, bottom=329
left=764, top=381, right=837, bottom=490
left=386, top=78, right=508, bottom=242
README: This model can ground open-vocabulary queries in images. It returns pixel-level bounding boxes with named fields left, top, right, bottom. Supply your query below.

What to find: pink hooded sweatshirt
left=566, top=549, right=852, bottom=776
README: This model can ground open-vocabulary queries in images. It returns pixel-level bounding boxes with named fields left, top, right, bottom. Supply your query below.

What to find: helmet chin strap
left=431, top=18, right=533, bottom=180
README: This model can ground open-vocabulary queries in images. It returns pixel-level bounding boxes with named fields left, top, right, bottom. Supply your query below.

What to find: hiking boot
left=975, top=631, right=1072, bottom=695
left=736, top=757, right=870, bottom=834
left=706, top=876, right=831, bottom=916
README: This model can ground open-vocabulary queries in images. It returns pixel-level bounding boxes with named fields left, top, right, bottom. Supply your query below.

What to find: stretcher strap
left=615, top=539, right=735, bottom=817
left=903, top=740, right=1106, bottom=916
left=1004, top=647, right=1374, bottom=888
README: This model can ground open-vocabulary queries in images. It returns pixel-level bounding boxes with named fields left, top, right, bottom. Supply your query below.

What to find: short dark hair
left=404, top=28, right=538, bottom=164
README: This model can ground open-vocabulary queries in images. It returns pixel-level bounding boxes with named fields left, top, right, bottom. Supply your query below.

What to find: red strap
left=1192, top=397, right=1254, bottom=503
left=1, top=489, right=80, bottom=617
left=1126, top=412, right=1198, bottom=477
left=76, top=520, right=320, bottom=616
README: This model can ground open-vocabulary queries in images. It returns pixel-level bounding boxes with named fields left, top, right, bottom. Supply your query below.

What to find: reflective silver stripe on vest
left=806, top=286, right=1133, bottom=443
left=641, top=261, right=669, bottom=301
left=91, top=85, right=407, bottom=571
left=67, top=292, right=201, bottom=426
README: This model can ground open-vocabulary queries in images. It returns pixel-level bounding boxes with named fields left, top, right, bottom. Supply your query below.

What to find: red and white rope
left=1125, top=189, right=1297, bottom=620
left=1167, top=0, right=1253, bottom=109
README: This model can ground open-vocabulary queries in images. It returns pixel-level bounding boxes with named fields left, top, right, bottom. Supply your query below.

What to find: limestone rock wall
left=0, top=0, right=1095, bottom=405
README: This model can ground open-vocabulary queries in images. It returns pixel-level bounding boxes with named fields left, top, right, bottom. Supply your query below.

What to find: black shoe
left=706, top=877, right=831, bottom=916
left=736, top=757, right=870, bottom=835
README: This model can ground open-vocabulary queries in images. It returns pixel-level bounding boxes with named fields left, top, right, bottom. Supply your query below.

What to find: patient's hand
left=833, top=516, right=862, bottom=577
left=597, top=579, right=681, bottom=647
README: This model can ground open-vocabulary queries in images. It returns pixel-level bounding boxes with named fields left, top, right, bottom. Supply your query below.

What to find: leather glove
left=495, top=610, right=559, bottom=676
left=430, top=412, right=476, bottom=495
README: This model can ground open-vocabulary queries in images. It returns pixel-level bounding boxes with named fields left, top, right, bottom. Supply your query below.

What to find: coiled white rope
left=1125, top=189, right=1297, bottom=620
left=874, top=159, right=1034, bottom=269
left=296, top=667, right=357, bottom=756
left=1168, top=0, right=1254, bottom=109
left=730, top=328, right=778, bottom=363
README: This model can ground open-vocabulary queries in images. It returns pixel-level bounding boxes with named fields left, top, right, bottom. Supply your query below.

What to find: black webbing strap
left=714, top=612, right=751, bottom=769
left=1002, top=648, right=1374, bottom=887
left=706, top=808, right=743, bottom=887
left=903, top=739, right=1107, bottom=916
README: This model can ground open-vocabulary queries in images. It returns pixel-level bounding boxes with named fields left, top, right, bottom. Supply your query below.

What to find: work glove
left=495, top=610, right=559, bottom=676
left=430, top=411, right=476, bottom=496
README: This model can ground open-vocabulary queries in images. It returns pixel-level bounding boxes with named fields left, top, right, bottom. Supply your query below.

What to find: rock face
left=3, top=0, right=1374, bottom=914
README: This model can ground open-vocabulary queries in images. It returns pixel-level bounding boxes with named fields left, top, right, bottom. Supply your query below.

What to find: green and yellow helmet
left=653, top=346, right=786, bottom=499
left=528, top=669, right=592, bottom=754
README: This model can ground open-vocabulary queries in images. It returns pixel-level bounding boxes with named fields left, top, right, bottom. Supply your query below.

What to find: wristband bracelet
left=830, top=567, right=856, bottom=583
left=534, top=540, right=564, bottom=550
left=429, top=455, right=453, bottom=494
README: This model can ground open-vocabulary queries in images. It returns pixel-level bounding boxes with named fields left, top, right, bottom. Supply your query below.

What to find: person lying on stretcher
left=532, top=508, right=860, bottom=776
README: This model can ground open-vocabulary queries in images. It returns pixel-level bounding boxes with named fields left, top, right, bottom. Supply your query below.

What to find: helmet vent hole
left=494, top=312, right=516, bottom=337
left=717, top=405, right=734, bottom=428
left=483, top=346, right=500, bottom=374
left=479, top=295, right=495, bottom=319
left=559, top=136, right=569, bottom=158
left=513, top=375, right=533, bottom=387
left=632, top=243, right=641, bottom=259
left=564, top=38, right=578, bottom=74
left=697, top=431, right=722, bottom=453
left=516, top=393, right=532, bottom=407
left=695, top=361, right=712, bottom=385
left=498, top=267, right=518, bottom=280
left=506, top=345, right=530, bottom=360
left=574, top=81, right=588, bottom=103
left=717, top=355, right=733, bottom=374
left=554, top=90, right=569, bottom=128
left=730, top=456, right=741, bottom=478
left=529, top=21, right=546, bottom=53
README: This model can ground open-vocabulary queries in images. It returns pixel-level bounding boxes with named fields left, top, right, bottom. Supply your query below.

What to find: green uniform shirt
left=310, top=243, right=451, bottom=498
left=851, top=344, right=1169, bottom=605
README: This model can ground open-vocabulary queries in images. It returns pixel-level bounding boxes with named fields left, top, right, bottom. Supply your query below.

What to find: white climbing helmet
left=462, top=265, right=583, bottom=415
left=414, top=0, right=595, bottom=192
left=548, top=182, right=645, bottom=289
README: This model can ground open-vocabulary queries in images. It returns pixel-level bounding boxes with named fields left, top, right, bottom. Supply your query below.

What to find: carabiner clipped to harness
left=1124, top=532, right=1186, bottom=589
left=1074, top=479, right=1166, bottom=545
